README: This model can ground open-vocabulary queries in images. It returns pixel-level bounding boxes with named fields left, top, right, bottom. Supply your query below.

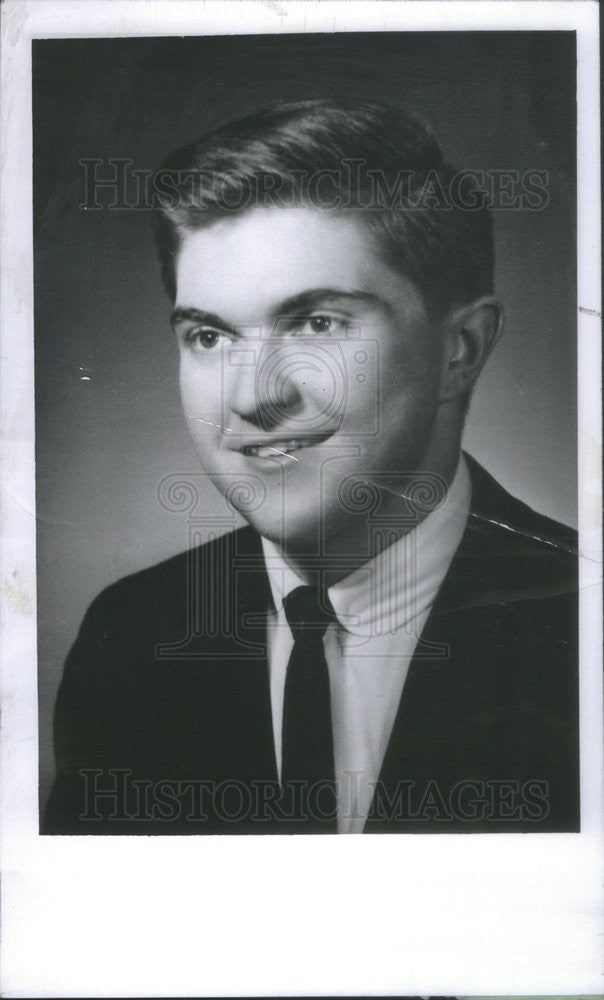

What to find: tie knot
left=283, top=585, right=335, bottom=644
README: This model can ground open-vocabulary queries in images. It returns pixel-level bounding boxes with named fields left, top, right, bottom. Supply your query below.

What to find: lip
left=226, top=430, right=336, bottom=459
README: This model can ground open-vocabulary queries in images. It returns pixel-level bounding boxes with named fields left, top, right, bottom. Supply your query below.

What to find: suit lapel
left=196, top=526, right=278, bottom=785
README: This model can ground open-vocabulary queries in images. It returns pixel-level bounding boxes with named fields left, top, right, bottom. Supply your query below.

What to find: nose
left=229, top=341, right=301, bottom=429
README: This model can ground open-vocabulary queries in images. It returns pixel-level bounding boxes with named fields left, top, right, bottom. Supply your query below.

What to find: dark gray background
left=35, top=32, right=577, bottom=811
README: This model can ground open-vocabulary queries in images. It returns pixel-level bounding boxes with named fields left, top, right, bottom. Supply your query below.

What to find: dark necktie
left=281, top=585, right=338, bottom=832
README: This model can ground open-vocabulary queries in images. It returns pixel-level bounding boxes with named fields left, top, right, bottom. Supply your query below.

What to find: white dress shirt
left=261, top=456, right=472, bottom=833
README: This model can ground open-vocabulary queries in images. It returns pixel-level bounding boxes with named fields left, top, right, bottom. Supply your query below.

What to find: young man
left=44, top=100, right=578, bottom=835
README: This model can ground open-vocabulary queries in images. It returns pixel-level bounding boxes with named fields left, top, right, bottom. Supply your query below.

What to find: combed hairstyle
left=152, top=99, right=494, bottom=319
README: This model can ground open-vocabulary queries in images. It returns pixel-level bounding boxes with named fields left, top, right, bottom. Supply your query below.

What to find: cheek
left=380, top=325, right=443, bottom=399
left=179, top=357, right=217, bottom=413
left=178, top=362, right=223, bottom=453
left=361, top=326, right=444, bottom=444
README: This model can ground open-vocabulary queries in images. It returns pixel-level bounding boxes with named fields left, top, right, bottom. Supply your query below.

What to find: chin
left=244, top=507, right=321, bottom=551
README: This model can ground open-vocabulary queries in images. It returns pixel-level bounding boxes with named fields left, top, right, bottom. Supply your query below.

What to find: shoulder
left=464, top=452, right=577, bottom=553
left=443, top=454, right=578, bottom=612
left=81, top=524, right=262, bottom=632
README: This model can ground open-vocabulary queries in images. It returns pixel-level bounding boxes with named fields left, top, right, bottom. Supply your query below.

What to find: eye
left=294, top=314, right=347, bottom=337
left=308, top=315, right=332, bottom=334
left=186, top=327, right=225, bottom=350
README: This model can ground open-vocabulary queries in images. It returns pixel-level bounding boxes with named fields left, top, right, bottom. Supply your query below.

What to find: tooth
left=244, top=438, right=322, bottom=457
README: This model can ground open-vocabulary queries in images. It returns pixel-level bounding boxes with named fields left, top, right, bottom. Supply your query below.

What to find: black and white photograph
left=36, top=30, right=580, bottom=836
left=1, top=1, right=601, bottom=996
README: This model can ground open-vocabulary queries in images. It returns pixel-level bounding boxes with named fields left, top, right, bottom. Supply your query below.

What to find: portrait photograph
left=1, top=1, right=601, bottom=996
left=36, top=29, right=580, bottom=836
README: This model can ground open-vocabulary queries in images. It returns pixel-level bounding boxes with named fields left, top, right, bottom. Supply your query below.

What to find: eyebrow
left=170, top=307, right=236, bottom=335
left=170, top=287, right=393, bottom=333
left=275, top=287, right=394, bottom=318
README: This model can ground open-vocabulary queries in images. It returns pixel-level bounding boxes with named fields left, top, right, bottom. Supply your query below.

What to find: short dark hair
left=152, top=99, right=494, bottom=318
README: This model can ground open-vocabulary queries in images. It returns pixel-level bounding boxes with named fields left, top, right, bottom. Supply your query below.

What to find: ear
left=439, top=296, right=504, bottom=401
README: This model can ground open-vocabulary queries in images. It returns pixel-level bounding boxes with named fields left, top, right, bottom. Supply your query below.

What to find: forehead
left=174, top=206, right=425, bottom=320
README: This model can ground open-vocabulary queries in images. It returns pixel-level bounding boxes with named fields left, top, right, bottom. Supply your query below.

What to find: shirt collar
left=261, top=455, right=472, bottom=638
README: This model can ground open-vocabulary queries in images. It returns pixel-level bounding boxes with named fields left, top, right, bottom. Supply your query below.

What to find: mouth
left=239, top=432, right=334, bottom=459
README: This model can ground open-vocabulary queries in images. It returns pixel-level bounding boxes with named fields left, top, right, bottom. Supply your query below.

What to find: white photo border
left=1, top=1, right=601, bottom=996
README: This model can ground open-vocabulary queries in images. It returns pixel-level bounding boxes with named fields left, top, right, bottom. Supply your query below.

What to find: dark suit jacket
left=43, top=456, right=579, bottom=834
